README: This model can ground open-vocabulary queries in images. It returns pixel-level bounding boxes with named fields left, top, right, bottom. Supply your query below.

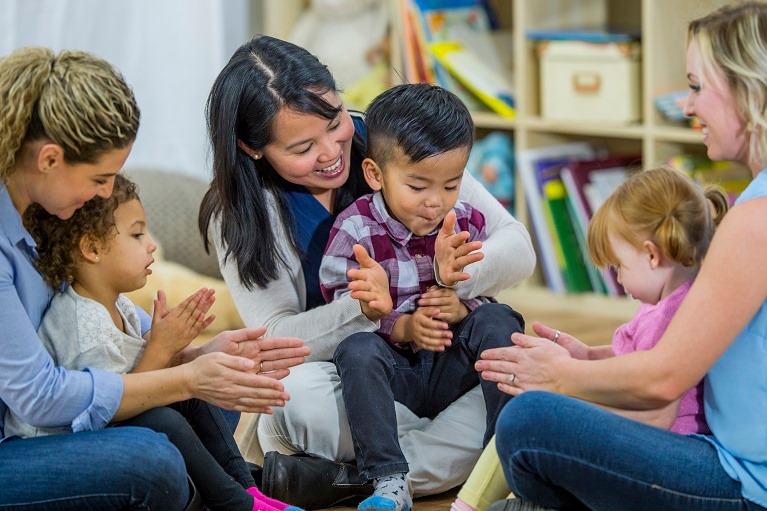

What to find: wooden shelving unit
left=256, top=0, right=741, bottom=322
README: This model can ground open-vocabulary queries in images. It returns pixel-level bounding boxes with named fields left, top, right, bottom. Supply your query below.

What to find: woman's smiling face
left=261, top=91, right=355, bottom=202
left=684, top=40, right=749, bottom=167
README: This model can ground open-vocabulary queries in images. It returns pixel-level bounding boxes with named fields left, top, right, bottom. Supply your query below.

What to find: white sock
left=372, top=473, right=412, bottom=511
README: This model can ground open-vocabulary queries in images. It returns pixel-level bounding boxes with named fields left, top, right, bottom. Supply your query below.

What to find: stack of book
left=517, top=143, right=642, bottom=295
left=518, top=144, right=753, bottom=295
left=397, top=0, right=515, bottom=117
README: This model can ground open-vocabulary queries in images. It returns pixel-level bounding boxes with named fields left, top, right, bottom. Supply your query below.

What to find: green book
left=542, top=180, right=593, bottom=293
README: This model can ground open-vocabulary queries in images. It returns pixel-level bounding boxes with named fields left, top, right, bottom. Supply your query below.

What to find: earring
left=95, top=256, right=100, bottom=261
left=253, top=153, right=261, bottom=160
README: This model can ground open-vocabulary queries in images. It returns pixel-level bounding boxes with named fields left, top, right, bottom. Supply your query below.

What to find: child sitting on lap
left=453, top=166, right=728, bottom=511
left=320, top=83, right=525, bottom=511
left=5, top=174, right=298, bottom=511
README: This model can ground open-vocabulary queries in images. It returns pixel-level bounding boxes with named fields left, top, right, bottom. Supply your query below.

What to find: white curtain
left=0, top=0, right=250, bottom=180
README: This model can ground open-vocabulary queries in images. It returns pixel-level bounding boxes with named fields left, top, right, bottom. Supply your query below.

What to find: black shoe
left=183, top=475, right=204, bottom=511
left=247, top=461, right=264, bottom=487
left=487, top=499, right=557, bottom=511
left=261, top=451, right=374, bottom=510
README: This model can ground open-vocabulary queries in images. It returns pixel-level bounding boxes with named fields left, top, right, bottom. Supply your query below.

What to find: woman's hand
left=418, top=285, right=469, bottom=325
left=117, top=328, right=308, bottom=420
left=347, top=244, right=393, bottom=322
left=196, top=327, right=310, bottom=380
left=475, top=331, right=572, bottom=396
left=434, top=210, right=484, bottom=287
left=183, top=352, right=292, bottom=414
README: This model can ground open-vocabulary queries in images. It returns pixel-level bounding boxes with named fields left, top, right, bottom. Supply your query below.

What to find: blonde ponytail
left=0, top=47, right=139, bottom=181
left=0, top=47, right=55, bottom=179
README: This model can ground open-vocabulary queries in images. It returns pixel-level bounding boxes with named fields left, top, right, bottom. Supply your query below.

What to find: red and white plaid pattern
left=320, top=191, right=492, bottom=351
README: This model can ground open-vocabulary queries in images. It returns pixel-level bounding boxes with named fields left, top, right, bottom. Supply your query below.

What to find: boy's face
left=363, top=146, right=469, bottom=236
left=90, top=199, right=158, bottom=294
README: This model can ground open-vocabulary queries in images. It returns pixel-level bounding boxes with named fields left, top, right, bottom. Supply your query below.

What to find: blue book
left=526, top=28, right=640, bottom=43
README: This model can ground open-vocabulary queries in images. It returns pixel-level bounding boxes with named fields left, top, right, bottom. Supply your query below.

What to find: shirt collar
left=369, top=191, right=443, bottom=245
left=0, top=184, right=36, bottom=249
left=369, top=191, right=414, bottom=245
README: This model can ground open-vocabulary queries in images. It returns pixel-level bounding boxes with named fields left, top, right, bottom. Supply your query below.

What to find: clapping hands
left=347, top=244, right=393, bottom=322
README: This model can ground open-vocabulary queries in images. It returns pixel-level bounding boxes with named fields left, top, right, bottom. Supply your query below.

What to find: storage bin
left=538, top=40, right=641, bottom=123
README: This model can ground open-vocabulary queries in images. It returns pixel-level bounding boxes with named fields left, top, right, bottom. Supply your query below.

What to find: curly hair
left=24, top=173, right=139, bottom=288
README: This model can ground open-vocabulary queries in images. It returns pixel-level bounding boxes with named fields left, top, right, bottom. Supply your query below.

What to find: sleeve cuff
left=136, top=306, right=152, bottom=336
left=71, top=369, right=123, bottom=433
left=433, top=260, right=457, bottom=289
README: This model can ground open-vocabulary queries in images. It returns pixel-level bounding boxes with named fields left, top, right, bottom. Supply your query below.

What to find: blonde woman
left=453, top=167, right=727, bottom=511
left=0, top=47, right=308, bottom=510
left=477, top=3, right=767, bottom=510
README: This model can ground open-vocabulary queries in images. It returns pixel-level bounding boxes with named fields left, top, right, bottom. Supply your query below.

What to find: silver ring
left=553, top=330, right=561, bottom=343
left=259, top=361, right=263, bottom=374
left=507, top=373, right=515, bottom=384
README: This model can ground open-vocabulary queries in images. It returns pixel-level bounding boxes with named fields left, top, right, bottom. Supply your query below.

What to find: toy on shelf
left=289, top=0, right=390, bottom=111
left=466, top=131, right=515, bottom=213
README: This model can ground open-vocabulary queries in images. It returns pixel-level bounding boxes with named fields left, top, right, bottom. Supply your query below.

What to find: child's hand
left=156, top=288, right=216, bottom=319
left=531, top=322, right=590, bottom=360
left=435, top=210, right=484, bottom=287
left=150, top=290, right=215, bottom=356
left=418, top=285, right=468, bottom=325
left=347, top=244, right=393, bottom=322
left=406, top=308, right=452, bottom=351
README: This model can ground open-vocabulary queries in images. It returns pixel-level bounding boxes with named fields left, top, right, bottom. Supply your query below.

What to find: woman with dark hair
left=199, top=35, right=535, bottom=502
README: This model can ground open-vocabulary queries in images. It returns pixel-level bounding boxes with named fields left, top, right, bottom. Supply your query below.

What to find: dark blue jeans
left=497, top=391, right=767, bottom=511
left=220, top=409, right=241, bottom=434
left=0, top=426, right=188, bottom=510
left=334, top=302, right=524, bottom=480
left=119, top=400, right=254, bottom=511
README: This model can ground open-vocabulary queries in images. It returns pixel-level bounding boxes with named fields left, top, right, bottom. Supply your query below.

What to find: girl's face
left=261, top=91, right=354, bottom=208
left=36, top=144, right=133, bottom=220
left=609, top=233, right=665, bottom=305
left=95, top=198, right=158, bottom=294
left=684, top=41, right=749, bottom=167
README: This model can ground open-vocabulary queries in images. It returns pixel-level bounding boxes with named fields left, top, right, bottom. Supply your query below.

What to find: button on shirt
left=0, top=185, right=125, bottom=440
left=320, top=191, right=493, bottom=351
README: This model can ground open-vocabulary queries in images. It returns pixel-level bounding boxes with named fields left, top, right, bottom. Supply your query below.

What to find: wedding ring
left=259, top=361, right=264, bottom=374
left=507, top=373, right=516, bottom=384
left=553, top=330, right=561, bottom=343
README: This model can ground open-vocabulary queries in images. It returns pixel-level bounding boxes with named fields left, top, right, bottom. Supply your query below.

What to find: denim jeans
left=120, top=400, right=254, bottom=511
left=496, top=391, right=767, bottom=511
left=220, top=409, right=241, bottom=434
left=334, top=302, right=524, bottom=480
left=0, top=426, right=188, bottom=510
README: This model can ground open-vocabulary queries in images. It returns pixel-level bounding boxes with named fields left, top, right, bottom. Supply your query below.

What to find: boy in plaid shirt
left=319, top=84, right=524, bottom=511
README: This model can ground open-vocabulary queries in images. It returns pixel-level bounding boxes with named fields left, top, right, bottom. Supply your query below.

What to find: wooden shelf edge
left=497, top=285, right=639, bottom=321
left=522, top=117, right=645, bottom=139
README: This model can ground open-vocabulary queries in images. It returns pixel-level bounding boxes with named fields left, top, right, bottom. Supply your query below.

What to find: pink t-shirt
left=612, top=279, right=710, bottom=435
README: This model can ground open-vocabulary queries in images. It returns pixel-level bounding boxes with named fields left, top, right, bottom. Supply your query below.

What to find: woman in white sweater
left=199, top=35, right=536, bottom=501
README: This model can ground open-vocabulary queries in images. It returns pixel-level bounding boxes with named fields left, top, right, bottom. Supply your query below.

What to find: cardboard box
left=538, top=40, right=641, bottom=123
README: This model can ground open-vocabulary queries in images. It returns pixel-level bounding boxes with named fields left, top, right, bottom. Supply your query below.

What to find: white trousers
left=241, top=361, right=486, bottom=496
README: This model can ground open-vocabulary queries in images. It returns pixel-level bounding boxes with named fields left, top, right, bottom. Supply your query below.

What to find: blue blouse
left=0, top=185, right=125, bottom=440
left=702, top=169, right=767, bottom=507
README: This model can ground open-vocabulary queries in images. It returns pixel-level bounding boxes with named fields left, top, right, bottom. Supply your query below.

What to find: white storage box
left=538, top=40, right=641, bottom=123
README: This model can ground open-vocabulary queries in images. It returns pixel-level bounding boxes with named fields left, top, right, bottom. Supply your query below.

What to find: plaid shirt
left=320, top=191, right=492, bottom=351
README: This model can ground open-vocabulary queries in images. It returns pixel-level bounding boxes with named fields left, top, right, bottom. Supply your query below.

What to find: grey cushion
left=125, top=169, right=221, bottom=280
